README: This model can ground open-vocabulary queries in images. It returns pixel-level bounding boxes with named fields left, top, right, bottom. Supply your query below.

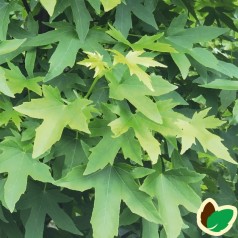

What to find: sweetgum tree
left=0, top=0, right=238, bottom=237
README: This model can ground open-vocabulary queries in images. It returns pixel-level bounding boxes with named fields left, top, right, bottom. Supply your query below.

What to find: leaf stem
left=84, top=76, right=100, bottom=99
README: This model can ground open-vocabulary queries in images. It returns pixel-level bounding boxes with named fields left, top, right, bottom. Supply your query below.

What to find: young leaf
left=140, top=168, right=204, bottom=238
left=14, top=85, right=97, bottom=158
left=55, top=164, right=161, bottom=238
left=110, top=50, right=167, bottom=91
left=19, top=183, right=82, bottom=238
left=175, top=109, right=237, bottom=164
left=78, top=51, right=109, bottom=78
left=0, top=136, right=53, bottom=212
left=101, top=0, right=121, bottom=12
left=40, top=0, right=57, bottom=16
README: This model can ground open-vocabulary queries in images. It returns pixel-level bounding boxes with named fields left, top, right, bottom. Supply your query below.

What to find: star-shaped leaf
left=108, top=102, right=160, bottom=164
left=14, top=85, right=98, bottom=158
left=55, top=164, right=161, bottom=238
left=18, top=183, right=82, bottom=238
left=3, top=62, right=42, bottom=96
left=175, top=108, right=237, bottom=164
left=110, top=49, right=166, bottom=91
left=140, top=168, right=204, bottom=238
left=106, top=71, right=177, bottom=123
left=78, top=51, right=109, bottom=78
left=0, top=97, right=21, bottom=130
left=0, top=135, right=53, bottom=212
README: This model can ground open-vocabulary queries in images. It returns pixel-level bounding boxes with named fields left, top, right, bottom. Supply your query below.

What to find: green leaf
left=3, top=62, right=42, bottom=95
left=171, top=53, right=190, bottom=79
left=107, top=72, right=177, bottom=123
left=0, top=98, right=22, bottom=130
left=0, top=39, right=26, bottom=55
left=55, top=164, right=161, bottom=238
left=40, top=0, right=57, bottom=16
left=19, top=183, right=82, bottom=238
left=71, top=0, right=92, bottom=41
left=142, top=218, right=159, bottom=238
left=207, top=209, right=235, bottom=232
left=108, top=102, right=161, bottom=164
left=133, top=34, right=177, bottom=53
left=14, top=85, right=97, bottom=158
left=101, top=0, right=121, bottom=12
left=141, top=168, right=204, bottom=238
left=87, top=0, right=101, bottom=14
left=84, top=132, right=122, bottom=175
left=0, top=136, right=53, bottom=212
left=0, top=67, right=14, bottom=97
left=0, top=2, right=11, bottom=41
left=200, top=79, right=238, bottom=90
left=45, top=35, right=82, bottom=81
left=114, top=3, right=132, bottom=37
left=128, top=0, right=158, bottom=29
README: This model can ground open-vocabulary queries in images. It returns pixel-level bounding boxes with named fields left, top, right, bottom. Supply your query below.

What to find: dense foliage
left=0, top=0, right=238, bottom=237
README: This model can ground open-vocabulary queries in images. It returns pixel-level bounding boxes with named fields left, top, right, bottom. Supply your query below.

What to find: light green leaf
left=14, top=85, right=97, bottom=158
left=78, top=51, right=109, bottom=78
left=71, top=0, right=92, bottom=41
left=3, top=62, right=42, bottom=95
left=175, top=109, right=237, bottom=164
left=0, top=39, right=26, bottom=55
left=111, top=49, right=167, bottom=91
left=107, top=24, right=132, bottom=46
left=101, top=0, right=121, bottom=12
left=0, top=136, right=53, bottom=212
left=0, top=99, right=22, bottom=130
left=40, top=0, right=57, bottom=16
left=200, top=79, right=238, bottom=90
left=171, top=53, right=190, bottom=79
left=0, top=67, right=14, bottom=97
left=142, top=218, right=159, bottom=238
left=141, top=168, right=204, bottom=238
left=133, top=34, right=177, bottom=53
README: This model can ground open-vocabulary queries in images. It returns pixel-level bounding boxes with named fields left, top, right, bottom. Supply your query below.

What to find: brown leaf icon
left=201, top=201, right=216, bottom=227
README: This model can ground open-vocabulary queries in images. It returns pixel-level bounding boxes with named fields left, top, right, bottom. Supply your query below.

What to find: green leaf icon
left=207, top=209, right=234, bottom=232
